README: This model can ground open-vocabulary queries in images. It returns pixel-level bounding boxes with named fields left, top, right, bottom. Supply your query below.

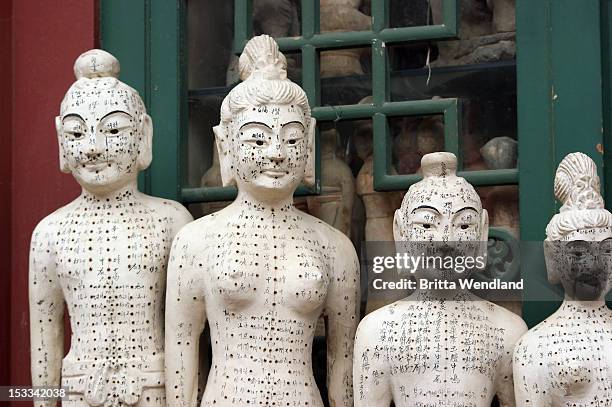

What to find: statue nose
left=266, top=137, right=286, bottom=162
left=85, top=130, right=105, bottom=157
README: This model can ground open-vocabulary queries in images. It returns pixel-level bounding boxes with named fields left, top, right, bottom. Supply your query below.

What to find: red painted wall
left=0, top=0, right=13, bottom=387
left=10, top=0, right=97, bottom=390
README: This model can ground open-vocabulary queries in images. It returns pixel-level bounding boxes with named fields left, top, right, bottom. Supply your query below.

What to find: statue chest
left=380, top=304, right=507, bottom=382
left=200, top=223, right=332, bottom=314
left=541, top=322, right=612, bottom=402
left=54, top=208, right=172, bottom=290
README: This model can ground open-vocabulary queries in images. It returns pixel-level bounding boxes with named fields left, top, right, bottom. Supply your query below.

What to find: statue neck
left=410, top=286, right=475, bottom=302
left=80, top=180, right=140, bottom=203
left=560, top=296, right=609, bottom=313
left=235, top=189, right=295, bottom=214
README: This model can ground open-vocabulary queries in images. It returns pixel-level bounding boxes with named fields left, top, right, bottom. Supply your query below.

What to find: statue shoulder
left=31, top=199, right=81, bottom=240
left=491, top=304, right=528, bottom=346
left=139, top=195, right=194, bottom=234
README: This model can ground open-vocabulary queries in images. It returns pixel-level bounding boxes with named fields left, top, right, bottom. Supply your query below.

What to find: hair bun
left=73, top=49, right=120, bottom=80
left=554, top=152, right=604, bottom=211
left=421, top=152, right=457, bottom=178
left=238, top=35, right=287, bottom=81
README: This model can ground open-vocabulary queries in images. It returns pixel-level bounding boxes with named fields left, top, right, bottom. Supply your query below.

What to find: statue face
left=394, top=179, right=488, bottom=281
left=545, top=226, right=612, bottom=300
left=57, top=83, right=152, bottom=194
left=225, top=103, right=311, bottom=197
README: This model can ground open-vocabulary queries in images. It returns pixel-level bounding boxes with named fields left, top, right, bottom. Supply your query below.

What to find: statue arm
left=165, top=229, right=206, bottom=407
left=324, top=234, right=360, bottom=407
left=511, top=335, right=552, bottom=406
left=353, top=314, right=392, bottom=407
left=29, top=218, right=64, bottom=407
left=496, top=314, right=528, bottom=407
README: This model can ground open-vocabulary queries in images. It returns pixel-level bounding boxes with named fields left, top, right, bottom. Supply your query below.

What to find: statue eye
left=68, top=131, right=84, bottom=140
left=460, top=224, right=469, bottom=230
left=288, top=139, right=297, bottom=145
left=109, top=129, right=119, bottom=135
left=256, top=140, right=264, bottom=146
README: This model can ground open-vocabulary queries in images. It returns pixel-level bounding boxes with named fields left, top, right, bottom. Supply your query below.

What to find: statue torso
left=514, top=304, right=612, bottom=406
left=360, top=299, right=515, bottom=407
left=50, top=194, right=176, bottom=367
left=191, top=205, right=340, bottom=406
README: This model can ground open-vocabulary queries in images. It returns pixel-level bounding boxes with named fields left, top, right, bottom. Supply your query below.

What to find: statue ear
left=393, top=209, right=405, bottom=242
left=213, top=124, right=236, bottom=187
left=479, top=209, right=490, bottom=264
left=56, top=116, right=70, bottom=173
left=544, top=241, right=561, bottom=285
left=137, top=114, right=153, bottom=171
left=303, top=117, right=317, bottom=188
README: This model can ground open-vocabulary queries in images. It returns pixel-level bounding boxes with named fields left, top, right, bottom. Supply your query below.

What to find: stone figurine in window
left=29, top=49, right=193, bottom=407
left=513, top=152, right=612, bottom=405
left=353, top=152, right=527, bottom=406
left=308, top=128, right=355, bottom=237
left=320, top=0, right=371, bottom=78
left=165, top=35, right=360, bottom=407
left=430, top=0, right=515, bottom=66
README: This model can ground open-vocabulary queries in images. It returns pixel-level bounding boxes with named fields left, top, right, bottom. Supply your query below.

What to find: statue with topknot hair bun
left=353, top=152, right=527, bottom=407
left=513, top=152, right=612, bottom=405
left=165, top=35, right=360, bottom=407
left=29, top=49, right=193, bottom=407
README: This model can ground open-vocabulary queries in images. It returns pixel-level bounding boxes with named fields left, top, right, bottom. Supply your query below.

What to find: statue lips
left=262, top=168, right=289, bottom=177
left=573, top=269, right=605, bottom=301
left=83, top=161, right=108, bottom=171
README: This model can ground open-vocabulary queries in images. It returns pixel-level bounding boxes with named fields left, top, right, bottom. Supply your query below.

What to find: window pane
left=187, top=0, right=234, bottom=88
left=319, top=0, right=371, bottom=34
left=252, top=0, right=301, bottom=37
left=389, top=0, right=431, bottom=28
left=320, top=46, right=371, bottom=106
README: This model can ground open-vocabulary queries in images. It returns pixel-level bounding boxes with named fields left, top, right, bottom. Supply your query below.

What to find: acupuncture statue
left=165, top=35, right=360, bottom=407
left=353, top=152, right=527, bottom=406
left=513, top=152, right=612, bottom=405
left=29, top=49, right=193, bottom=406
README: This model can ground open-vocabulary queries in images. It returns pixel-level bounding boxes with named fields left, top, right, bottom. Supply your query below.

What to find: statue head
left=56, top=49, right=152, bottom=195
left=393, top=152, right=488, bottom=280
left=544, top=152, right=612, bottom=300
left=214, top=35, right=315, bottom=201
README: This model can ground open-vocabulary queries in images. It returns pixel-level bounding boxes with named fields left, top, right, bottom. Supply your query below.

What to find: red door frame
left=6, top=0, right=97, bottom=392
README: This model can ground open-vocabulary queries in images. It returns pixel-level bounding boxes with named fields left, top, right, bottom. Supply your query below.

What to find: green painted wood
left=376, top=169, right=518, bottom=191
left=182, top=185, right=318, bottom=203
left=371, top=39, right=388, bottom=106
left=233, top=0, right=251, bottom=53
left=599, top=0, right=612, bottom=305
left=301, top=0, right=319, bottom=38
left=517, top=0, right=609, bottom=326
left=371, top=0, right=388, bottom=33
left=551, top=1, right=604, bottom=169
left=603, top=0, right=612, bottom=211
left=517, top=0, right=557, bottom=328
left=147, top=0, right=185, bottom=201
left=100, top=0, right=150, bottom=193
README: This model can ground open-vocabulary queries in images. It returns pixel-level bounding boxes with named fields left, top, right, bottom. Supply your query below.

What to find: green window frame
left=100, top=0, right=611, bottom=326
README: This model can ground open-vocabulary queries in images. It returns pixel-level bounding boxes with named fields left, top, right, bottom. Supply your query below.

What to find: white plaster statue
left=513, top=152, right=612, bottom=405
left=165, top=35, right=360, bottom=407
left=431, top=0, right=515, bottom=66
left=307, top=128, right=355, bottom=236
left=320, top=0, right=371, bottom=78
left=29, top=49, right=193, bottom=407
left=354, top=152, right=527, bottom=406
